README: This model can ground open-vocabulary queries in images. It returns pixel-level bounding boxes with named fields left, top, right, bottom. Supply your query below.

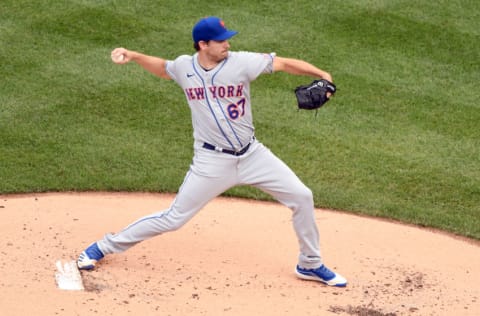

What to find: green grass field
left=1, top=1, right=479, bottom=239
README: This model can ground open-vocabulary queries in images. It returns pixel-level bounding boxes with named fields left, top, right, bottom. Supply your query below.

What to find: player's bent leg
left=240, top=142, right=347, bottom=286
left=78, top=152, right=238, bottom=270
left=240, top=143, right=321, bottom=264
left=102, top=171, right=232, bottom=251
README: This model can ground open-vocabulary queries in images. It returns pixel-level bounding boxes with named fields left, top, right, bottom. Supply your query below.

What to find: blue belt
left=203, top=137, right=254, bottom=156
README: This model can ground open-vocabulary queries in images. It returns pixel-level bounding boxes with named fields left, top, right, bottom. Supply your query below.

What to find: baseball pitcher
left=77, top=16, right=346, bottom=287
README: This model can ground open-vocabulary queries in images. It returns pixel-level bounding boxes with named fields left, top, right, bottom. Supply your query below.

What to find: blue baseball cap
left=192, top=16, right=238, bottom=43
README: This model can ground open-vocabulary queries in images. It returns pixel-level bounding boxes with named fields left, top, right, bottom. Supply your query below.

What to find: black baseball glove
left=294, top=79, right=337, bottom=110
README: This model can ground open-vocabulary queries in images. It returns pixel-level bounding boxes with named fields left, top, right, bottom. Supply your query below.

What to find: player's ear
left=199, top=40, right=210, bottom=50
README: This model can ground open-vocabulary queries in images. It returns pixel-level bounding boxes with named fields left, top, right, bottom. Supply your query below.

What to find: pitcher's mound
left=0, top=192, right=478, bottom=315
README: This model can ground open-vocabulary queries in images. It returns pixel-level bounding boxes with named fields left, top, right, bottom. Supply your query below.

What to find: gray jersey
left=94, top=50, right=325, bottom=274
left=166, top=51, right=275, bottom=151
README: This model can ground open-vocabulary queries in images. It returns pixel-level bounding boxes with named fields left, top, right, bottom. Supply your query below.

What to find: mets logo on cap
left=192, top=16, right=238, bottom=43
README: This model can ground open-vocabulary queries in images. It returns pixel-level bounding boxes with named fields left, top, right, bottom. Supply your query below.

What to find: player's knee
left=169, top=210, right=199, bottom=231
left=299, top=186, right=314, bottom=206
left=291, top=186, right=314, bottom=211
left=163, top=216, right=190, bottom=232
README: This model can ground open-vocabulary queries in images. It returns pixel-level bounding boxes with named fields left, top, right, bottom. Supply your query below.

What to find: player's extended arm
left=273, top=56, right=332, bottom=82
left=111, top=48, right=171, bottom=80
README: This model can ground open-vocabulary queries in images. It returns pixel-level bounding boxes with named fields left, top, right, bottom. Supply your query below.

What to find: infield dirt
left=0, top=192, right=478, bottom=315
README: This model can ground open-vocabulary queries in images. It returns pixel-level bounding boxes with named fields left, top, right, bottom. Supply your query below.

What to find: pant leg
left=98, top=149, right=238, bottom=254
left=238, top=141, right=322, bottom=269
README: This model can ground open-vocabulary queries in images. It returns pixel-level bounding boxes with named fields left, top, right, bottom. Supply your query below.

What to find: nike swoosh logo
left=187, top=73, right=195, bottom=78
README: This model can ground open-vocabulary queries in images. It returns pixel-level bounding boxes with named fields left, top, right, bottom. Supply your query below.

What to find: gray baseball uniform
left=96, top=51, right=323, bottom=269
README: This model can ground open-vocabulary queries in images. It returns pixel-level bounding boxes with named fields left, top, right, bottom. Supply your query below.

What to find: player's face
left=205, top=40, right=230, bottom=61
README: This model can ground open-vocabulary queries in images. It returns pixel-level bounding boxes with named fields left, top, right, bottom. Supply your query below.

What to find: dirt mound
left=0, top=192, right=478, bottom=315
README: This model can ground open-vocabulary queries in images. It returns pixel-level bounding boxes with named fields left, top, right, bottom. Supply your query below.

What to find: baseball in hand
left=112, top=53, right=125, bottom=62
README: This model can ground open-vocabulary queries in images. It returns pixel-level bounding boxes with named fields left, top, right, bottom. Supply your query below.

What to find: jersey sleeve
left=241, top=52, right=276, bottom=81
left=165, top=60, right=177, bottom=82
left=165, top=55, right=191, bottom=84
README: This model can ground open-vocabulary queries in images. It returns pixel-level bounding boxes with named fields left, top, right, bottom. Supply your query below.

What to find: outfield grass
left=1, top=1, right=479, bottom=239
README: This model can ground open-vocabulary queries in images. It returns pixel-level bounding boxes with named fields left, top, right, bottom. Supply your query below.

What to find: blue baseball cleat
left=295, top=264, right=347, bottom=287
left=77, top=242, right=104, bottom=270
